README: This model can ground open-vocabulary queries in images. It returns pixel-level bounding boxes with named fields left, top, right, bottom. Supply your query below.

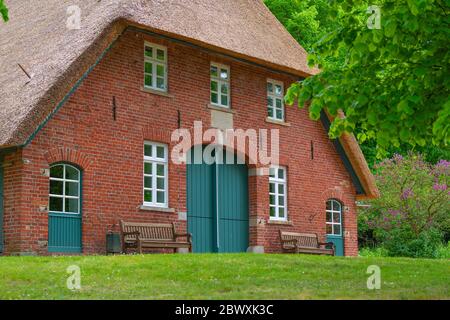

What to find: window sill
left=139, top=205, right=175, bottom=213
left=141, top=87, right=174, bottom=98
left=265, top=117, right=291, bottom=127
left=208, top=104, right=236, bottom=114
left=267, top=219, right=293, bottom=225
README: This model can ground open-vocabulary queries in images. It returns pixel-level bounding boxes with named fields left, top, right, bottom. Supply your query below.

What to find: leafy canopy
left=0, top=0, right=8, bottom=22
left=275, top=0, right=449, bottom=156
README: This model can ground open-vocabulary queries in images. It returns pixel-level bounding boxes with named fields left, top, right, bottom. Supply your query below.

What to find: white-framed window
left=267, top=79, right=285, bottom=121
left=210, top=62, right=230, bottom=108
left=143, top=142, right=169, bottom=208
left=326, top=199, right=342, bottom=235
left=269, top=166, right=287, bottom=221
left=49, top=164, right=81, bottom=215
left=144, top=42, right=168, bottom=92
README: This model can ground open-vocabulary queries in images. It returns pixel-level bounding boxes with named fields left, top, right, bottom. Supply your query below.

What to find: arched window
left=49, top=164, right=81, bottom=214
left=326, top=199, right=342, bottom=236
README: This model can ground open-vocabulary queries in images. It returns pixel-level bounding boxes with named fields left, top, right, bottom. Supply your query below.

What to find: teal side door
left=326, top=199, right=344, bottom=256
left=187, top=147, right=249, bottom=253
left=48, top=164, right=82, bottom=253
left=0, top=156, right=4, bottom=253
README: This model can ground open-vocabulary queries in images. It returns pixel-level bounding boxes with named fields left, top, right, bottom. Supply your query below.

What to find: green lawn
left=0, top=254, right=448, bottom=300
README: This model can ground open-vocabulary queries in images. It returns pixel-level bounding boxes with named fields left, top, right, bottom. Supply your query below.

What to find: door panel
left=187, top=147, right=249, bottom=253
left=48, top=213, right=82, bottom=253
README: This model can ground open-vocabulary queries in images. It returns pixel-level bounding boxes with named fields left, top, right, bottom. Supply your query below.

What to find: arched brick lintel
left=44, top=147, right=94, bottom=170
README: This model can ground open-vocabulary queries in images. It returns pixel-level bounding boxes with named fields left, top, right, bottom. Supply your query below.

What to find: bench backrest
left=280, top=231, right=319, bottom=248
left=120, top=221, right=175, bottom=241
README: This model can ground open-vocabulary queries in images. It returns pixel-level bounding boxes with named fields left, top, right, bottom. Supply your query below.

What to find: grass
left=0, top=254, right=448, bottom=300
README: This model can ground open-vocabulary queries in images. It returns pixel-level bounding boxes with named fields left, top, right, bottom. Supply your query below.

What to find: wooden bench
left=120, top=220, right=192, bottom=254
left=279, top=231, right=335, bottom=256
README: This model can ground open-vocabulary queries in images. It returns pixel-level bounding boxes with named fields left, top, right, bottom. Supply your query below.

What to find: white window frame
left=210, top=62, right=231, bottom=108
left=143, top=141, right=169, bottom=208
left=49, top=164, right=81, bottom=215
left=267, top=79, right=285, bottom=121
left=326, top=199, right=342, bottom=236
left=269, top=166, right=288, bottom=221
left=144, top=42, right=168, bottom=92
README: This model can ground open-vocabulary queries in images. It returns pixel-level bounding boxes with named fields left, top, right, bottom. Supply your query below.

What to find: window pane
left=210, top=65, right=218, bottom=77
left=157, top=191, right=165, bottom=203
left=267, top=82, right=273, bottom=93
left=211, top=92, right=218, bottom=104
left=278, top=196, right=284, bottom=205
left=156, top=146, right=165, bottom=159
left=50, top=166, right=64, bottom=179
left=156, top=77, right=165, bottom=90
left=326, top=224, right=333, bottom=235
left=267, top=97, right=273, bottom=107
left=269, top=206, right=276, bottom=217
left=157, top=177, right=165, bottom=189
left=65, top=182, right=79, bottom=197
left=145, top=75, right=153, bottom=87
left=49, top=197, right=63, bottom=212
left=221, top=83, right=228, bottom=94
left=334, top=201, right=341, bottom=211
left=65, top=165, right=78, bottom=180
left=278, top=184, right=284, bottom=194
left=156, top=49, right=165, bottom=61
left=278, top=169, right=284, bottom=179
left=269, top=183, right=275, bottom=193
left=144, top=177, right=152, bottom=188
left=144, top=145, right=152, bottom=157
left=268, top=107, right=273, bottom=118
left=333, top=213, right=341, bottom=223
left=156, top=164, right=165, bottom=176
left=279, top=207, right=285, bottom=218
left=276, top=109, right=283, bottom=120
left=275, top=85, right=282, bottom=95
left=145, top=62, right=153, bottom=74
left=50, top=180, right=63, bottom=195
left=144, top=162, right=152, bottom=174
left=221, top=95, right=228, bottom=106
left=65, top=198, right=79, bottom=214
left=211, top=81, right=218, bottom=92
left=145, top=46, right=153, bottom=58
left=157, top=64, right=164, bottom=77
left=144, top=190, right=152, bottom=202
left=269, top=194, right=275, bottom=205
left=276, top=98, right=282, bottom=108
left=334, top=225, right=341, bottom=235
left=326, top=201, right=332, bottom=211
left=220, top=69, right=228, bottom=80
left=269, top=167, right=276, bottom=178
left=326, top=212, right=332, bottom=223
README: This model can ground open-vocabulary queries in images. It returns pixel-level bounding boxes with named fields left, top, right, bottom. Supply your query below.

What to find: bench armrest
left=175, top=233, right=192, bottom=242
left=318, top=242, right=335, bottom=250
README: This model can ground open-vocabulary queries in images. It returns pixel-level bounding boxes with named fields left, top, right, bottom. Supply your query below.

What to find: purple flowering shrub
left=359, top=154, right=450, bottom=258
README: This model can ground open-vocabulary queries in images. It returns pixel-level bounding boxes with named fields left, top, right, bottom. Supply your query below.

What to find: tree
left=359, top=153, right=449, bottom=258
left=0, top=0, right=8, bottom=22
left=278, top=1, right=449, bottom=157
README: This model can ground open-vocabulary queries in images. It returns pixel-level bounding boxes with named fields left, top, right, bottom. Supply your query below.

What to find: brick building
left=0, top=1, right=378, bottom=256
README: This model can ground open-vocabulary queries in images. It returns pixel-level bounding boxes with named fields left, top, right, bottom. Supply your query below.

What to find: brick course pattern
left=1, top=30, right=358, bottom=256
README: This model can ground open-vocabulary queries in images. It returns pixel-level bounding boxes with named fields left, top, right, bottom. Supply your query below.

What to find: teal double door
left=187, top=147, right=249, bottom=253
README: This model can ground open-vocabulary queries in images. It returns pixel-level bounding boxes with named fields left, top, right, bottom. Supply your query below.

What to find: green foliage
left=360, top=154, right=450, bottom=258
left=268, top=0, right=450, bottom=156
left=0, top=0, right=8, bottom=22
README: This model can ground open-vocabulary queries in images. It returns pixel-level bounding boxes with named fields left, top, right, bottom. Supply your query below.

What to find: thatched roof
left=0, top=0, right=314, bottom=147
left=0, top=0, right=378, bottom=198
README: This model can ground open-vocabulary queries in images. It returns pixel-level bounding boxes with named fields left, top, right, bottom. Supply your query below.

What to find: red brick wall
left=1, top=29, right=358, bottom=256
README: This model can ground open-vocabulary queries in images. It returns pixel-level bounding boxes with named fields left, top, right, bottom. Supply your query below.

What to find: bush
left=359, top=153, right=449, bottom=258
